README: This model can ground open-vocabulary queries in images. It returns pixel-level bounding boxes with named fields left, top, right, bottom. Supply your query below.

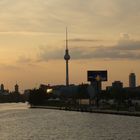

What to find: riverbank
left=30, top=105, right=140, bottom=117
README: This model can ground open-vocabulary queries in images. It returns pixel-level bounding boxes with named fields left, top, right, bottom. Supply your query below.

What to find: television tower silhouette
left=64, top=28, right=70, bottom=86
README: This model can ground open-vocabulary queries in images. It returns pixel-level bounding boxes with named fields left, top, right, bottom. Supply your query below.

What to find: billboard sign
left=87, top=70, right=107, bottom=82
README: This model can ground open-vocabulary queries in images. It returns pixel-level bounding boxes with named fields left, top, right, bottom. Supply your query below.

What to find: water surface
left=0, top=103, right=140, bottom=140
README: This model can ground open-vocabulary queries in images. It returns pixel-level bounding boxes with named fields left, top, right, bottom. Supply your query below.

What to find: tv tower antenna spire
left=64, top=27, right=70, bottom=86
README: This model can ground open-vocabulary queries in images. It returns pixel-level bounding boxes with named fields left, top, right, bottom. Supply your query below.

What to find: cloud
left=70, top=47, right=140, bottom=60
left=0, top=63, right=20, bottom=71
left=90, top=48, right=140, bottom=60
left=17, top=56, right=33, bottom=64
left=38, top=46, right=63, bottom=61
left=115, top=39, right=140, bottom=50
left=16, top=55, right=41, bottom=66
left=0, top=31, right=49, bottom=35
left=69, top=38, right=102, bottom=42
left=0, top=0, right=140, bottom=35
left=0, top=0, right=62, bottom=33
left=120, top=33, right=130, bottom=40
left=38, top=38, right=140, bottom=61
left=72, top=38, right=140, bottom=60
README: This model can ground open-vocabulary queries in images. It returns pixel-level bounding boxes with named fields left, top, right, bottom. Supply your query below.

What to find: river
left=0, top=103, right=140, bottom=140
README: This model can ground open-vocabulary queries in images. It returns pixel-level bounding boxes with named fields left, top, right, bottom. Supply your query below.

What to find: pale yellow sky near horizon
left=0, top=0, right=140, bottom=92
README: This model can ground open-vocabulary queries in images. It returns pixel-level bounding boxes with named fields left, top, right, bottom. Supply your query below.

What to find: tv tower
left=64, top=28, right=70, bottom=86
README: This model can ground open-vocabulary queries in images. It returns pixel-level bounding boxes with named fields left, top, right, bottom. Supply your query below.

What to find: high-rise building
left=64, top=28, right=70, bottom=86
left=129, top=73, right=136, bottom=88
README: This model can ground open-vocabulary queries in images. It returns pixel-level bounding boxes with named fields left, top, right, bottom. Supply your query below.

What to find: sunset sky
left=0, top=0, right=140, bottom=92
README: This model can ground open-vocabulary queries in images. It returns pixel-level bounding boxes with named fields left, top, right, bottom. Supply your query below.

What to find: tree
left=28, top=88, right=46, bottom=105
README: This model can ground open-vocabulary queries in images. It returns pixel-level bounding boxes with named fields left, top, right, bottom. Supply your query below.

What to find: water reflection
left=0, top=103, right=29, bottom=111
left=0, top=103, right=140, bottom=140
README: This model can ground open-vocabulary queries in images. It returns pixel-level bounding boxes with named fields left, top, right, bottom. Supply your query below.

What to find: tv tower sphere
left=64, top=50, right=70, bottom=60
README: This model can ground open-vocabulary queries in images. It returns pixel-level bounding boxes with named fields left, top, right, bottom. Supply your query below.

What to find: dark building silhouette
left=112, top=81, right=123, bottom=89
left=15, top=84, right=19, bottom=93
left=129, top=73, right=136, bottom=88
left=0, top=84, right=9, bottom=95
left=1, top=84, right=4, bottom=92
left=90, top=81, right=102, bottom=92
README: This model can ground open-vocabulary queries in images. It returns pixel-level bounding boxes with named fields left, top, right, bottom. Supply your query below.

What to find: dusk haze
left=0, top=0, right=140, bottom=91
left=0, top=1, right=140, bottom=140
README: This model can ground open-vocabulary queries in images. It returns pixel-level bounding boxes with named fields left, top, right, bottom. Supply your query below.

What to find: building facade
left=129, top=73, right=136, bottom=88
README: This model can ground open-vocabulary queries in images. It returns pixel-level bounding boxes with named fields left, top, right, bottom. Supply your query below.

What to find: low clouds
left=0, top=63, right=20, bottom=71
left=73, top=38, right=140, bottom=60
left=38, top=46, right=63, bottom=61
left=38, top=38, right=140, bottom=61
left=0, top=0, right=58, bottom=33
left=17, top=56, right=33, bottom=64
left=69, top=38, right=102, bottom=42
left=16, top=55, right=43, bottom=66
left=0, top=1, right=140, bottom=61
left=115, top=39, right=140, bottom=51
left=0, top=0, right=140, bottom=35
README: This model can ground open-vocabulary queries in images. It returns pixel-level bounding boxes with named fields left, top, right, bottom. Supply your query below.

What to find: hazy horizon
left=0, top=0, right=140, bottom=92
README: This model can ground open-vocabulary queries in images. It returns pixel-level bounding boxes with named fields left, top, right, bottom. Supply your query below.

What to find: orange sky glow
left=0, top=0, right=140, bottom=92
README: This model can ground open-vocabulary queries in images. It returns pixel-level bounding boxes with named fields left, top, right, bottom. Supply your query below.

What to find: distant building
left=106, top=86, right=112, bottom=91
left=0, top=84, right=9, bottom=95
left=90, top=81, right=102, bottom=92
left=1, top=84, right=4, bottom=92
left=112, top=81, right=123, bottom=89
left=129, top=73, right=136, bottom=88
left=15, top=84, right=19, bottom=93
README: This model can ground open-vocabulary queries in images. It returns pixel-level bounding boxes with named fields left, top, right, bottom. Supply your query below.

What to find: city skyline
left=0, top=0, right=140, bottom=91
